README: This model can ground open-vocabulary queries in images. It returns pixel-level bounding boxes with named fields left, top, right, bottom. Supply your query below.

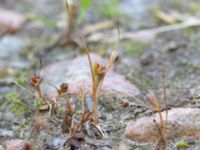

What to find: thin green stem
left=65, top=1, right=95, bottom=86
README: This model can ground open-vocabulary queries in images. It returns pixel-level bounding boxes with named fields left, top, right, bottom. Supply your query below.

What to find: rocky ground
left=1, top=0, right=200, bottom=150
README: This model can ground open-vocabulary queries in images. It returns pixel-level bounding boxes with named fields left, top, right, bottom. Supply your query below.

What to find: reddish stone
left=125, top=108, right=200, bottom=142
left=6, top=139, right=31, bottom=150
left=41, top=54, right=140, bottom=98
left=0, top=10, right=26, bottom=33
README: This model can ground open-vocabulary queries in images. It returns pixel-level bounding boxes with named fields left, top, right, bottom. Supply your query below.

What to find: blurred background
left=1, top=0, right=200, bottom=149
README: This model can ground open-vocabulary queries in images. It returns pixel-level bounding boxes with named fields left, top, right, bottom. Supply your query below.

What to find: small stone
left=98, top=146, right=112, bottom=150
left=166, top=41, right=178, bottom=52
left=0, top=145, right=3, bottom=150
left=120, top=100, right=129, bottom=108
left=0, top=35, right=26, bottom=58
left=48, top=137, right=66, bottom=149
left=140, top=52, right=154, bottom=66
left=0, top=9, right=26, bottom=33
left=0, top=35, right=29, bottom=70
left=80, top=145, right=94, bottom=150
left=190, top=85, right=200, bottom=97
left=39, top=104, right=49, bottom=111
left=187, top=139, right=195, bottom=145
left=0, top=129, right=14, bottom=137
left=125, top=108, right=200, bottom=142
left=6, top=139, right=31, bottom=150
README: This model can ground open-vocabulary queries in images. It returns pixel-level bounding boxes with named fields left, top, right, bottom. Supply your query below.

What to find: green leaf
left=80, top=0, right=91, bottom=11
left=176, top=140, right=189, bottom=148
left=34, top=100, right=42, bottom=109
left=77, top=0, right=92, bottom=23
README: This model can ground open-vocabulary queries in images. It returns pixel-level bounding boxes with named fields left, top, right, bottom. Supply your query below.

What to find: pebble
left=125, top=108, right=200, bottom=142
left=0, top=35, right=26, bottom=58
left=140, top=52, right=154, bottom=66
left=6, top=139, right=30, bottom=150
left=0, top=129, right=14, bottom=137
left=41, top=53, right=140, bottom=98
left=51, top=137, right=66, bottom=149
left=0, top=35, right=29, bottom=71
left=0, top=9, right=26, bottom=33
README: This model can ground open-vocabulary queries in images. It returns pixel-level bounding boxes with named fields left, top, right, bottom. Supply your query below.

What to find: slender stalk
left=65, top=2, right=95, bottom=85
left=66, top=1, right=98, bottom=124
left=36, top=85, right=44, bottom=102
left=158, top=112, right=164, bottom=131
left=162, top=67, right=168, bottom=123
left=158, top=111, right=166, bottom=143
left=92, top=87, right=98, bottom=124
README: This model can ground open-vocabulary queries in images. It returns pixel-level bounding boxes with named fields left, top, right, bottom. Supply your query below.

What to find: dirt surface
left=1, top=0, right=200, bottom=150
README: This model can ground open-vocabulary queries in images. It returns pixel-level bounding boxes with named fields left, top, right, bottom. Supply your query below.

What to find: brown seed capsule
left=58, top=83, right=68, bottom=94
left=122, top=101, right=129, bottom=108
left=31, top=74, right=40, bottom=86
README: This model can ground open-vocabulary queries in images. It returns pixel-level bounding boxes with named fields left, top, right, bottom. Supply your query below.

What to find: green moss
left=135, top=74, right=157, bottom=89
left=34, top=100, right=42, bottom=109
left=190, top=96, right=197, bottom=104
left=96, top=0, right=119, bottom=18
left=20, top=122, right=26, bottom=129
left=100, top=100, right=114, bottom=112
left=173, top=66, right=189, bottom=82
left=4, top=92, right=19, bottom=100
left=113, top=121, right=123, bottom=131
left=26, top=14, right=58, bottom=28
left=1, top=92, right=29, bottom=116
left=176, top=140, right=189, bottom=148
left=124, top=41, right=149, bottom=58
left=13, top=69, right=30, bottom=87
left=190, top=2, right=200, bottom=13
